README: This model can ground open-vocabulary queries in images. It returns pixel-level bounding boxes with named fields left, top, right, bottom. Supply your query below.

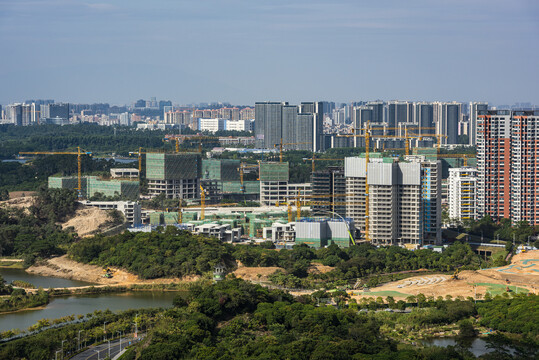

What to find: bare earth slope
left=62, top=207, right=112, bottom=237
left=27, top=255, right=183, bottom=285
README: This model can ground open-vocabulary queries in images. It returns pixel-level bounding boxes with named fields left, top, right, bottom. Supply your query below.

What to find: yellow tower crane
left=238, top=162, right=260, bottom=193
left=200, top=185, right=206, bottom=220
left=19, top=147, right=92, bottom=198
left=436, top=153, right=476, bottom=166
left=302, top=156, right=344, bottom=173
left=274, top=139, right=312, bottom=162
left=128, top=147, right=147, bottom=179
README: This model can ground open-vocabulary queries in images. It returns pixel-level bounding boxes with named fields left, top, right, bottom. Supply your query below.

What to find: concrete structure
left=80, top=200, right=142, bottom=226
left=191, top=223, right=241, bottom=242
left=263, top=222, right=296, bottom=243
left=344, top=154, right=441, bottom=245
left=110, top=168, right=139, bottom=178
left=448, top=168, right=479, bottom=222
left=311, top=166, right=346, bottom=218
left=146, top=153, right=202, bottom=199
left=87, top=177, right=139, bottom=200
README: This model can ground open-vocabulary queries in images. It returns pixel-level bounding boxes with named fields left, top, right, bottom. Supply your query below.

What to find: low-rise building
left=110, top=168, right=139, bottom=178
left=79, top=200, right=142, bottom=226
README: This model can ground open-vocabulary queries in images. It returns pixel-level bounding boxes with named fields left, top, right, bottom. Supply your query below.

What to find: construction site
left=350, top=250, right=539, bottom=300
left=20, top=130, right=491, bottom=249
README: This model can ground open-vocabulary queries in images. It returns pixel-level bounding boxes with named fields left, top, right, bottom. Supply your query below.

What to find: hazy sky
left=1, top=0, right=538, bottom=106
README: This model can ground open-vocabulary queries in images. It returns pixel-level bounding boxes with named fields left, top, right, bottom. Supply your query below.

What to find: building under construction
left=49, top=176, right=139, bottom=200
left=345, top=153, right=441, bottom=246
left=146, top=153, right=202, bottom=199
left=310, top=166, right=346, bottom=218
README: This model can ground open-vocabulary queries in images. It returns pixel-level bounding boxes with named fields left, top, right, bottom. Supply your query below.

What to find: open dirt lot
left=352, top=250, right=539, bottom=300
left=62, top=207, right=113, bottom=237
left=26, top=255, right=183, bottom=286
left=0, top=196, right=35, bottom=210
left=233, top=266, right=284, bottom=281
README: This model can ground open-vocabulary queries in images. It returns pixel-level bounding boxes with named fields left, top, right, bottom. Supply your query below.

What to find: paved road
left=70, top=336, right=142, bottom=360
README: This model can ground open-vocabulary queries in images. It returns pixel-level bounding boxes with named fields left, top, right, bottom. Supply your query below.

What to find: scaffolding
left=146, top=153, right=201, bottom=180
left=259, top=162, right=289, bottom=182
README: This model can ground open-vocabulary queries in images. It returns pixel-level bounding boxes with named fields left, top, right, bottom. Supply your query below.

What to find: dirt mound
left=308, top=263, right=335, bottom=274
left=62, top=207, right=113, bottom=237
left=233, top=266, right=284, bottom=281
left=26, top=255, right=182, bottom=285
left=0, top=196, right=35, bottom=210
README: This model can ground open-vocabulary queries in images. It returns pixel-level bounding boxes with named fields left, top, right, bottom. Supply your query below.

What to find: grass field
left=356, top=290, right=412, bottom=298
left=475, top=282, right=529, bottom=295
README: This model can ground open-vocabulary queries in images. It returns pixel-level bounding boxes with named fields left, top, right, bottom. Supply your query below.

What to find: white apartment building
left=448, top=167, right=478, bottom=222
left=198, top=118, right=227, bottom=132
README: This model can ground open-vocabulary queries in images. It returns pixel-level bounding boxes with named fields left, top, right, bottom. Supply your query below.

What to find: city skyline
left=1, top=1, right=538, bottom=105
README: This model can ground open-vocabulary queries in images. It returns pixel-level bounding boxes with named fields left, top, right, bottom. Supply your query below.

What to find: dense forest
left=1, top=279, right=536, bottom=360
left=69, top=228, right=487, bottom=286
left=0, top=188, right=78, bottom=263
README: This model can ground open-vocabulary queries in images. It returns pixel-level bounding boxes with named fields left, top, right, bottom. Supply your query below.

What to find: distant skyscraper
left=6, top=104, right=23, bottom=125
left=365, top=101, right=384, bottom=124
left=296, top=113, right=314, bottom=151
left=282, top=105, right=298, bottom=149
left=414, top=102, right=435, bottom=136
left=435, top=102, right=461, bottom=144
left=468, top=102, right=488, bottom=146
left=255, top=102, right=285, bottom=148
left=386, top=101, right=413, bottom=135
left=300, top=102, right=324, bottom=151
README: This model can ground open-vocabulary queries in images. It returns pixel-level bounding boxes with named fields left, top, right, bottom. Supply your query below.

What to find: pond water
left=1, top=268, right=91, bottom=289
left=0, top=269, right=176, bottom=332
left=421, top=337, right=518, bottom=357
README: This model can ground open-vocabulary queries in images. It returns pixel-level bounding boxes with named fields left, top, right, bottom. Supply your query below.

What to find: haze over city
left=1, top=0, right=538, bottom=105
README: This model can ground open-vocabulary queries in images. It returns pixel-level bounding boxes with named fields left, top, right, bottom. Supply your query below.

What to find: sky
left=1, top=0, right=538, bottom=106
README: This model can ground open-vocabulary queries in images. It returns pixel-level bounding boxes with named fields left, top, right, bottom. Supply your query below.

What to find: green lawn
left=475, top=282, right=529, bottom=295
left=356, top=290, right=412, bottom=298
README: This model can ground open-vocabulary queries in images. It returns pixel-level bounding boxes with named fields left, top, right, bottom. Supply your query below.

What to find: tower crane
left=274, top=139, right=312, bottom=162
left=200, top=185, right=206, bottom=220
left=238, top=162, right=260, bottom=193
left=128, top=147, right=147, bottom=179
left=302, top=156, right=344, bottom=173
left=19, top=147, right=92, bottom=198
left=436, top=153, right=475, bottom=166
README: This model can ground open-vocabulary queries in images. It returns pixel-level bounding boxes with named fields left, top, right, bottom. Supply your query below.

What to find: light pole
left=108, top=340, right=111, bottom=359
left=94, top=349, right=102, bottom=360
left=103, top=321, right=108, bottom=342
left=118, top=331, right=122, bottom=351
left=55, top=350, right=61, bottom=360
left=61, top=340, right=67, bottom=359
left=78, top=330, right=82, bottom=351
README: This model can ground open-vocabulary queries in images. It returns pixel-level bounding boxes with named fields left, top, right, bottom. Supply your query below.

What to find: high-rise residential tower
left=477, top=109, right=539, bottom=226
left=468, top=102, right=488, bottom=146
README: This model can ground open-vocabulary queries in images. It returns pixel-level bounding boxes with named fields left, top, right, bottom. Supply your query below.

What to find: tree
left=458, top=319, right=476, bottom=338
